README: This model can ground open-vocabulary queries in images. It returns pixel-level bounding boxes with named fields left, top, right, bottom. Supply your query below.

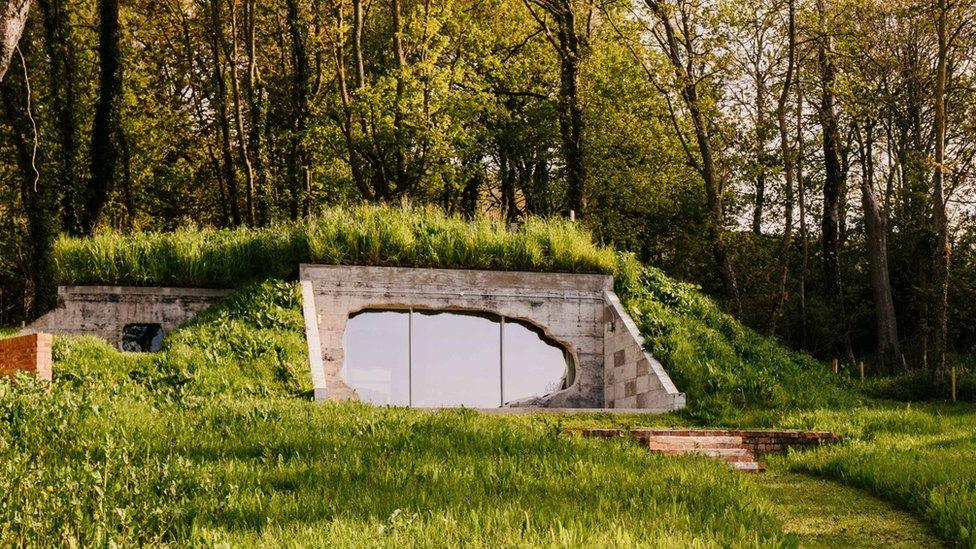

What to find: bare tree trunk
left=931, top=0, right=951, bottom=391
left=797, top=84, right=808, bottom=348
left=390, top=0, right=412, bottom=197
left=815, top=0, right=853, bottom=363
left=646, top=0, right=740, bottom=312
left=753, top=64, right=768, bottom=235
left=208, top=0, right=241, bottom=226
left=243, top=0, right=267, bottom=225
left=333, top=0, right=369, bottom=198
left=523, top=0, right=586, bottom=218
left=1, top=40, right=56, bottom=317
left=84, top=0, right=123, bottom=234
left=285, top=0, right=311, bottom=219
left=768, top=0, right=796, bottom=333
left=38, top=0, right=80, bottom=235
left=0, top=0, right=30, bottom=82
left=227, top=0, right=255, bottom=226
left=858, top=120, right=901, bottom=372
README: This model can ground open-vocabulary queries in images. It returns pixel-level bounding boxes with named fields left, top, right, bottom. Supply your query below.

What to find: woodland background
left=0, top=0, right=974, bottom=393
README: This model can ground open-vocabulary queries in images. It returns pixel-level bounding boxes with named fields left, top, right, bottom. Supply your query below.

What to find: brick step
left=643, top=439, right=744, bottom=450
left=574, top=427, right=839, bottom=474
left=648, top=446, right=751, bottom=458
left=642, top=435, right=743, bottom=446
left=730, top=461, right=765, bottom=473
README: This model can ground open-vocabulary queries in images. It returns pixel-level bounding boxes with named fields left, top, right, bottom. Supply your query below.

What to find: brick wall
left=0, top=333, right=53, bottom=381
left=603, top=291, right=685, bottom=411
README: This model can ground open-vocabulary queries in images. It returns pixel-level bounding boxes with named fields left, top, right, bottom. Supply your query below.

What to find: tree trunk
left=931, top=0, right=951, bottom=391
left=0, top=0, right=30, bottom=82
left=647, top=0, right=740, bottom=312
left=768, top=0, right=795, bottom=333
left=227, top=0, right=255, bottom=226
left=858, top=121, right=901, bottom=372
left=333, top=0, right=369, bottom=198
left=208, top=0, right=241, bottom=226
left=84, top=0, right=123, bottom=234
left=38, top=0, right=80, bottom=235
left=243, top=0, right=268, bottom=225
left=285, top=0, right=311, bottom=219
left=815, top=0, right=853, bottom=363
left=1, top=42, right=56, bottom=317
left=557, top=6, right=585, bottom=219
left=523, top=0, right=586, bottom=218
left=391, top=0, right=409, bottom=196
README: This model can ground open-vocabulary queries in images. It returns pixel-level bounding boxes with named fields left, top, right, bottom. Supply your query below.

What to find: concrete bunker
left=301, top=264, right=685, bottom=411
left=27, top=286, right=230, bottom=351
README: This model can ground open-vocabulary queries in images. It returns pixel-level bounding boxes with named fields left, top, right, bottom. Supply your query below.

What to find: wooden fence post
left=951, top=367, right=957, bottom=403
left=859, top=361, right=865, bottom=383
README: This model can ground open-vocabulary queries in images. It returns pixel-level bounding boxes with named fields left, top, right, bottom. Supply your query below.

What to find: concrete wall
left=27, top=286, right=230, bottom=348
left=301, top=264, right=684, bottom=411
left=0, top=333, right=52, bottom=381
left=603, top=292, right=685, bottom=411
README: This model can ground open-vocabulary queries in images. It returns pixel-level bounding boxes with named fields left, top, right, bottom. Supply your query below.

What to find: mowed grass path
left=758, top=467, right=943, bottom=548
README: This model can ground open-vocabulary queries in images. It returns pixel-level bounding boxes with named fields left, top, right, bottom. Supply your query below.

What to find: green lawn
left=757, top=468, right=942, bottom=548
left=778, top=404, right=976, bottom=547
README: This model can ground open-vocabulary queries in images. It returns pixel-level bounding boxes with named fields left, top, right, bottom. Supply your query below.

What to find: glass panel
left=502, top=320, right=571, bottom=403
left=342, top=311, right=410, bottom=406
left=121, top=323, right=164, bottom=353
left=411, top=311, right=502, bottom=408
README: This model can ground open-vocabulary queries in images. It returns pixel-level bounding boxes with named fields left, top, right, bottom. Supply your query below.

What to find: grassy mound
left=49, top=205, right=851, bottom=421
left=54, top=281, right=311, bottom=400
left=613, top=261, right=858, bottom=423
left=52, top=205, right=616, bottom=288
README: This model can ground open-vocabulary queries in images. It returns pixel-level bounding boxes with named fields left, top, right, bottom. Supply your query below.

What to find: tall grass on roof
left=53, top=205, right=616, bottom=288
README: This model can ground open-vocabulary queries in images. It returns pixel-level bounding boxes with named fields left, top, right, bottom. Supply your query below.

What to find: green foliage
left=54, top=281, right=311, bottom=400
left=0, top=376, right=203, bottom=545
left=782, top=404, right=976, bottom=547
left=52, top=204, right=616, bottom=288
left=862, top=363, right=975, bottom=402
left=614, top=257, right=859, bottom=423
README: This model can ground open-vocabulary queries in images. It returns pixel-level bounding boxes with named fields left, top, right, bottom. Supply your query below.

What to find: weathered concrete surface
left=603, top=291, right=685, bottom=411
left=301, top=264, right=684, bottom=411
left=0, top=333, right=52, bottom=381
left=26, top=286, right=230, bottom=349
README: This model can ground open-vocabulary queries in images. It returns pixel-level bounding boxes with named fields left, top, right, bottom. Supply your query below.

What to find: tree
left=813, top=0, right=853, bottom=363
left=642, top=0, right=742, bottom=312
left=930, top=0, right=951, bottom=391
left=0, top=0, right=30, bottom=82
left=522, top=0, right=587, bottom=217
left=84, top=0, right=124, bottom=233
left=38, top=0, right=80, bottom=235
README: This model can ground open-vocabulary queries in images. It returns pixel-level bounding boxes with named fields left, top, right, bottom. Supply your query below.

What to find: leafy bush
left=862, top=365, right=974, bottom=402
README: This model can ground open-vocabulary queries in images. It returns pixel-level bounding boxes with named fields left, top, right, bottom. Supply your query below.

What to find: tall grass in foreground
left=779, top=405, right=976, bottom=547
left=52, top=205, right=616, bottom=287
left=0, top=385, right=790, bottom=546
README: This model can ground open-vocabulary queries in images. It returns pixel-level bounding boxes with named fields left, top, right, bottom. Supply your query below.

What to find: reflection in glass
left=503, top=320, right=571, bottom=403
left=341, top=309, right=573, bottom=408
left=342, top=311, right=410, bottom=405
left=411, top=311, right=502, bottom=408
